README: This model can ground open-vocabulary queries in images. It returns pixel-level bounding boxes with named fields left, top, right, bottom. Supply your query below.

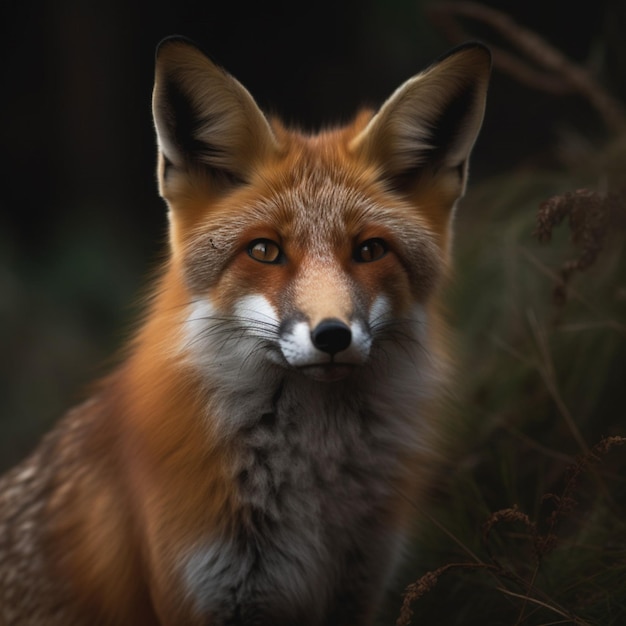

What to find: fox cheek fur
left=0, top=36, right=490, bottom=626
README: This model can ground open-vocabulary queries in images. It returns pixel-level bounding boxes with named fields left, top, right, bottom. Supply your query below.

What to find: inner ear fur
left=350, top=43, right=491, bottom=198
left=152, top=37, right=277, bottom=197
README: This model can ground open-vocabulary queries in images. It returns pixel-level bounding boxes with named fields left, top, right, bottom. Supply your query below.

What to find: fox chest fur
left=0, top=37, right=490, bottom=626
left=175, top=372, right=426, bottom=625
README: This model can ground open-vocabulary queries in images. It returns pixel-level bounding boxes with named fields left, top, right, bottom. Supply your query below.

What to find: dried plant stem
left=427, top=1, right=626, bottom=133
left=526, top=309, right=589, bottom=456
left=518, top=246, right=626, bottom=336
left=396, top=562, right=501, bottom=626
left=496, top=587, right=592, bottom=625
left=398, top=437, right=625, bottom=624
left=534, top=189, right=626, bottom=309
left=513, top=566, right=540, bottom=626
left=422, top=511, right=483, bottom=564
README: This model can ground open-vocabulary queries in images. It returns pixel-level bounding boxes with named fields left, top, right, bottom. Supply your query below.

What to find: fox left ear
left=152, top=37, right=277, bottom=199
left=351, top=43, right=491, bottom=199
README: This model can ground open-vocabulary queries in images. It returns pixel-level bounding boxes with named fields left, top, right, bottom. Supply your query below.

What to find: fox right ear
left=351, top=43, right=490, bottom=202
left=152, top=37, right=277, bottom=198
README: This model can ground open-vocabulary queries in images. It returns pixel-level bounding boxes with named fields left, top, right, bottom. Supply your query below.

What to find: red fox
left=0, top=37, right=490, bottom=625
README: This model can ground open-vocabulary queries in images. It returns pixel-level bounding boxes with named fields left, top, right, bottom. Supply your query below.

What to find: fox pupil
left=354, top=238, right=387, bottom=263
left=248, top=239, right=282, bottom=264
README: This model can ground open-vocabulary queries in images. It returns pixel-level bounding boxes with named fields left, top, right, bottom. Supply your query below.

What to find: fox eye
left=248, top=239, right=283, bottom=264
left=353, top=238, right=388, bottom=263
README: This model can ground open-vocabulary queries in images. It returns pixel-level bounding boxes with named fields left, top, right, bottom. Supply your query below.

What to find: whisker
left=239, top=339, right=279, bottom=375
left=370, top=316, right=429, bottom=366
left=181, top=312, right=282, bottom=360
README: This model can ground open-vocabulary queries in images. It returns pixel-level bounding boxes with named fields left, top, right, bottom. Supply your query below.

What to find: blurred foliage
left=384, top=136, right=626, bottom=625
left=0, top=210, right=148, bottom=467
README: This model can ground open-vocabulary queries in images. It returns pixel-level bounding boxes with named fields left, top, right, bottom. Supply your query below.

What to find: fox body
left=0, top=39, right=490, bottom=625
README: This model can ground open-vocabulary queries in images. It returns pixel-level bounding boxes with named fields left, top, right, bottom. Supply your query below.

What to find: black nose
left=311, top=319, right=352, bottom=355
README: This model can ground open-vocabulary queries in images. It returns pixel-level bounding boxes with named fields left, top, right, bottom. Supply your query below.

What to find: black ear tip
left=154, top=35, right=221, bottom=69
left=465, top=41, right=492, bottom=64
left=436, top=41, right=492, bottom=68
left=155, top=35, right=202, bottom=61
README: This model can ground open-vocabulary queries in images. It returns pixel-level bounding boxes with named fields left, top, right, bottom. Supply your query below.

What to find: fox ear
left=152, top=37, right=276, bottom=196
left=352, top=43, right=491, bottom=198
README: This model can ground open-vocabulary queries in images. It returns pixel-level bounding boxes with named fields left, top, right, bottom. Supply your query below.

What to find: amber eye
left=247, top=239, right=283, bottom=264
left=353, top=238, right=388, bottom=263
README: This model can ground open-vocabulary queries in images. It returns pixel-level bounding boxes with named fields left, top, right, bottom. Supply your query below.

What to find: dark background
left=1, top=0, right=624, bottom=465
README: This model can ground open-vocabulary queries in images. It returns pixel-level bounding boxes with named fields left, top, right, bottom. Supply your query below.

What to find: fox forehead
left=181, top=127, right=387, bottom=242
left=177, top=136, right=443, bottom=296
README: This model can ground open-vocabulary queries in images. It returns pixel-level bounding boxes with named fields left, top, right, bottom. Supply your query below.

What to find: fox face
left=178, top=154, right=443, bottom=385
left=152, top=38, right=490, bottom=391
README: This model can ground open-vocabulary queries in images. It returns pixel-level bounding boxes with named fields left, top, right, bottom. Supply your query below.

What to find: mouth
left=298, top=363, right=355, bottom=382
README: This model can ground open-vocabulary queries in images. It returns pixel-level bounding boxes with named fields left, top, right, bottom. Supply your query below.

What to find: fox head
left=151, top=38, right=490, bottom=384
